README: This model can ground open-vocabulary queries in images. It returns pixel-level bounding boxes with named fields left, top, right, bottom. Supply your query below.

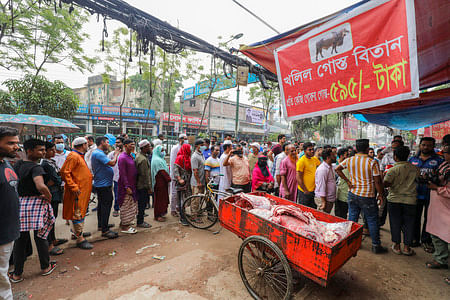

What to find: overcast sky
left=0, top=0, right=360, bottom=104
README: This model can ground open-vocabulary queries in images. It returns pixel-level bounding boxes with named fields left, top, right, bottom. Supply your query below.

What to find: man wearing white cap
left=135, top=139, right=152, bottom=228
left=248, top=142, right=260, bottom=174
left=60, top=137, right=94, bottom=249
left=219, top=140, right=233, bottom=198
left=169, top=133, right=187, bottom=217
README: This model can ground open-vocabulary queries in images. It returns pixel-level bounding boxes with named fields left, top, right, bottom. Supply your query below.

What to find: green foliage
left=0, top=0, right=95, bottom=75
left=2, top=74, right=78, bottom=119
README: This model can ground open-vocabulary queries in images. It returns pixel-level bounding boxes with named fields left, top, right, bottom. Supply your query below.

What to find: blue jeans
left=348, top=192, right=380, bottom=246
left=113, top=181, right=119, bottom=211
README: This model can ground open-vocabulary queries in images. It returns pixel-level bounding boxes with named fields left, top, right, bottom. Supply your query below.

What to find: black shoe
left=180, top=220, right=189, bottom=226
left=137, top=222, right=152, bottom=228
left=372, top=245, right=388, bottom=254
left=101, top=231, right=119, bottom=239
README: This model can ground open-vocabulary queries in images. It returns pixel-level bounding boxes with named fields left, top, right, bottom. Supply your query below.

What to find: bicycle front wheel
left=182, top=195, right=218, bottom=229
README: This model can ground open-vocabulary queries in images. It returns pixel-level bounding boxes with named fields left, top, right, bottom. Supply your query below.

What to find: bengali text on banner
left=274, top=0, right=419, bottom=121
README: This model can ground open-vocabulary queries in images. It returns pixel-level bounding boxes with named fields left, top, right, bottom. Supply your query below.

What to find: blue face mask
left=161, top=151, right=165, bottom=157
left=200, top=146, right=207, bottom=152
left=55, top=143, right=64, bottom=151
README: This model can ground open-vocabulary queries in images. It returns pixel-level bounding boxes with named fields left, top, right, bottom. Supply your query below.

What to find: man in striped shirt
left=336, top=139, right=387, bottom=254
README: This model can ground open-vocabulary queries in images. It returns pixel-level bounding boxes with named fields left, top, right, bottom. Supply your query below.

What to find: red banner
left=431, top=120, right=450, bottom=140
left=160, top=113, right=208, bottom=126
left=274, top=0, right=419, bottom=121
left=342, top=118, right=358, bottom=141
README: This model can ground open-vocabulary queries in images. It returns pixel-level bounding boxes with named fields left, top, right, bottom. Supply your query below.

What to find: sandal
left=155, top=216, right=166, bottom=222
left=101, top=230, right=119, bottom=239
left=42, top=261, right=57, bottom=276
left=49, top=247, right=64, bottom=256
left=171, top=211, right=179, bottom=217
left=423, top=243, right=435, bottom=253
left=76, top=240, right=94, bottom=250
left=401, top=248, right=415, bottom=256
left=121, top=227, right=137, bottom=234
left=8, top=272, right=23, bottom=283
left=391, top=244, right=402, bottom=255
left=425, top=261, right=448, bottom=269
left=54, top=238, right=68, bottom=246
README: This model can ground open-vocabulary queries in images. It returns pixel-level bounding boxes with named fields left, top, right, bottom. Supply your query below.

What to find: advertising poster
left=274, top=0, right=419, bottom=120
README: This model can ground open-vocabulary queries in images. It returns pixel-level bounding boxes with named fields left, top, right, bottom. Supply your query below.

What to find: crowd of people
left=1, top=128, right=449, bottom=298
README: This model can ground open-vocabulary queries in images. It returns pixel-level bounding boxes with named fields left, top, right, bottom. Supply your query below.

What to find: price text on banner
left=274, top=0, right=419, bottom=121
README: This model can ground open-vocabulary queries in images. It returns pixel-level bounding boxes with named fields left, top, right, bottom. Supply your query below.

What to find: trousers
left=113, top=181, right=119, bottom=212
left=48, top=200, right=60, bottom=244
left=137, top=189, right=149, bottom=225
left=96, top=186, right=113, bottom=233
left=13, top=231, right=49, bottom=276
left=413, top=197, right=432, bottom=244
left=0, top=242, right=13, bottom=300
left=334, top=200, right=348, bottom=219
left=388, top=202, right=416, bottom=246
left=170, top=180, right=179, bottom=212
left=348, top=192, right=381, bottom=246
left=297, top=190, right=317, bottom=209
left=431, top=234, right=448, bottom=265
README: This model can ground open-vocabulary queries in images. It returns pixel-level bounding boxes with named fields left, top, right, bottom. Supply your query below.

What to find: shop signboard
left=89, top=104, right=155, bottom=118
left=245, top=108, right=264, bottom=124
left=274, top=0, right=419, bottom=121
left=342, top=118, right=358, bottom=141
left=183, top=72, right=259, bottom=100
left=160, top=113, right=208, bottom=126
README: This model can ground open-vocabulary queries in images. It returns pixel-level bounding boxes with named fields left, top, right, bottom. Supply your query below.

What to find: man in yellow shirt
left=296, top=142, right=321, bottom=208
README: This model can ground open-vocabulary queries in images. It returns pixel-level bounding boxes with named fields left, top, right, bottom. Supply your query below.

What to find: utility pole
left=235, top=84, right=240, bottom=139
left=208, top=96, right=212, bottom=135
left=159, top=81, right=165, bottom=134
left=180, top=95, right=184, bottom=134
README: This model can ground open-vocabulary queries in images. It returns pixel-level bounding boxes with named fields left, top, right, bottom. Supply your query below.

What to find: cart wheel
left=238, top=236, right=293, bottom=300
left=182, top=195, right=218, bottom=229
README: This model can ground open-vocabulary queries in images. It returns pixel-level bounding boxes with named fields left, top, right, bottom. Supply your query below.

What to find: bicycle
left=182, top=174, right=243, bottom=229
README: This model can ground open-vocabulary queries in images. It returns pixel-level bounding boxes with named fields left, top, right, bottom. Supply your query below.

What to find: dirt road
left=11, top=207, right=450, bottom=300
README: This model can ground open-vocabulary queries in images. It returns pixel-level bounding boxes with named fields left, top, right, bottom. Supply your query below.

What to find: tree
left=248, top=81, right=280, bottom=137
left=0, top=0, right=95, bottom=79
left=2, top=74, right=79, bottom=119
left=100, top=27, right=135, bottom=133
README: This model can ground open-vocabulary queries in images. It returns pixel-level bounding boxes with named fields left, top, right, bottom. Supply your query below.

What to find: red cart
left=219, top=192, right=363, bottom=300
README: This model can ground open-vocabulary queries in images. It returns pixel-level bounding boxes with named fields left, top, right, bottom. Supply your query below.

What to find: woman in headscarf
left=151, top=145, right=171, bottom=222
left=173, top=143, right=192, bottom=226
left=252, top=155, right=274, bottom=192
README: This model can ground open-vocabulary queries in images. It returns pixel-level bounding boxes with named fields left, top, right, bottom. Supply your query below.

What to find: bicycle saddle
left=226, top=187, right=243, bottom=194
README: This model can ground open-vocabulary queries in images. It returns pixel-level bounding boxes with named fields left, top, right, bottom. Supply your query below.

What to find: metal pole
left=208, top=96, right=211, bottom=135
left=180, top=96, right=184, bottom=133
left=235, top=84, right=240, bottom=139
left=231, top=0, right=280, bottom=34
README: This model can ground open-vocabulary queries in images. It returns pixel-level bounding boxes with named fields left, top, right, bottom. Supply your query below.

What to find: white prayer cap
left=153, top=139, right=163, bottom=147
left=178, top=133, right=187, bottom=139
left=223, top=140, right=232, bottom=145
left=250, top=142, right=260, bottom=149
left=138, top=139, right=150, bottom=148
left=72, top=137, right=87, bottom=147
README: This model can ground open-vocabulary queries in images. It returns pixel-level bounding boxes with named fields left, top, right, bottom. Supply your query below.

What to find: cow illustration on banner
left=274, top=0, right=419, bottom=121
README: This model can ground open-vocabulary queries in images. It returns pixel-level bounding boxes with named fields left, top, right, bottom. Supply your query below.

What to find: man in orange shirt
left=61, top=137, right=93, bottom=250
left=296, top=142, right=321, bottom=208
